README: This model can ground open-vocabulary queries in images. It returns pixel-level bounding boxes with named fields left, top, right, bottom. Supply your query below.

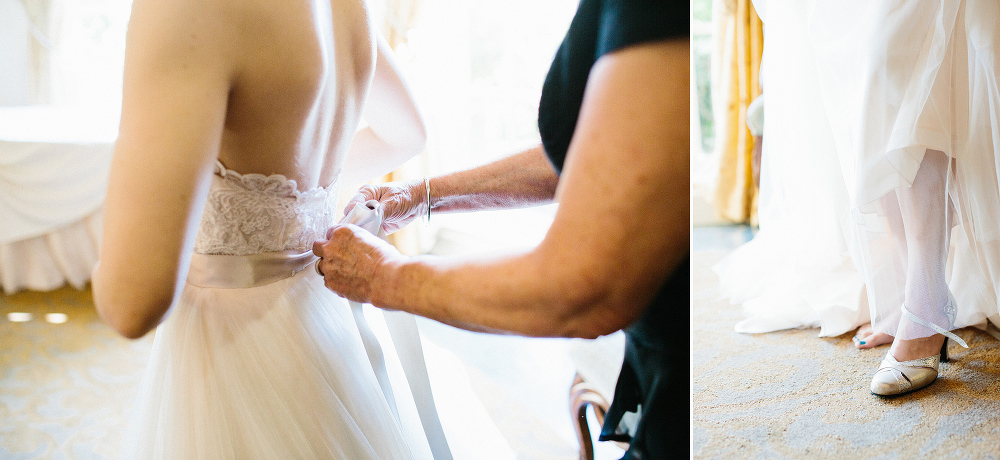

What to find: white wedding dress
left=121, top=161, right=438, bottom=459
left=717, top=0, right=1000, bottom=339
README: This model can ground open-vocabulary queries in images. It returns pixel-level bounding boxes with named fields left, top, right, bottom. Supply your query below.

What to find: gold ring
left=315, top=260, right=324, bottom=276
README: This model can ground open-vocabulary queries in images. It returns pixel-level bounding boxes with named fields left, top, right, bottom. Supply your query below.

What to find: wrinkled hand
left=344, top=179, right=426, bottom=234
left=312, top=224, right=403, bottom=304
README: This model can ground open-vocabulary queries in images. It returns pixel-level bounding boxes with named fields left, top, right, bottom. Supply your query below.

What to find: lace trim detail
left=212, top=160, right=329, bottom=198
left=193, top=161, right=337, bottom=256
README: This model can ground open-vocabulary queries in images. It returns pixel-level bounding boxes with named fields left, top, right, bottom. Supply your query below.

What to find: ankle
left=890, top=334, right=946, bottom=362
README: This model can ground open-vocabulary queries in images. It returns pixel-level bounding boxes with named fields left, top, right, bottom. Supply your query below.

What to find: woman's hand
left=312, top=224, right=404, bottom=304
left=344, top=179, right=426, bottom=234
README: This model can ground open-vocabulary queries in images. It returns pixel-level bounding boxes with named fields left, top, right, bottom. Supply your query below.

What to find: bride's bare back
left=214, top=0, right=374, bottom=188
left=94, top=0, right=424, bottom=338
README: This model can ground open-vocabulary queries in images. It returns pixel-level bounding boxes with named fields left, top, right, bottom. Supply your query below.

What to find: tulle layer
left=720, top=0, right=1000, bottom=339
left=122, top=269, right=425, bottom=459
left=808, top=0, right=1000, bottom=339
left=715, top=234, right=868, bottom=338
left=715, top=0, right=868, bottom=337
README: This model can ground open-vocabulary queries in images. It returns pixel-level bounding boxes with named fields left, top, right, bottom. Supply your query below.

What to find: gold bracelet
left=423, top=176, right=431, bottom=223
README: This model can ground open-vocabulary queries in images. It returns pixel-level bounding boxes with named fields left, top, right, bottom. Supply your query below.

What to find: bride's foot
left=870, top=334, right=948, bottom=396
left=888, top=333, right=948, bottom=362
left=852, top=323, right=893, bottom=349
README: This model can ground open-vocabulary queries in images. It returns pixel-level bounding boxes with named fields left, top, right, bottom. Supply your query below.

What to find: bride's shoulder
left=124, top=0, right=247, bottom=75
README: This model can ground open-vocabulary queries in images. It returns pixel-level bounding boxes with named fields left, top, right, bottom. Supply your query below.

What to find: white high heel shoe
left=870, top=337, right=948, bottom=397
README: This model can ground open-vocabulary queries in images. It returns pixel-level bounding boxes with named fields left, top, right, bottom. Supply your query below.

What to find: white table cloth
left=0, top=105, right=117, bottom=293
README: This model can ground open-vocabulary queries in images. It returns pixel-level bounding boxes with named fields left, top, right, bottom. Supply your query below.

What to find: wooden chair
left=570, top=373, right=629, bottom=460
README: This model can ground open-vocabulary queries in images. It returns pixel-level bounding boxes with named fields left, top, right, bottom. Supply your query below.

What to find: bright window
left=392, top=0, right=579, bottom=254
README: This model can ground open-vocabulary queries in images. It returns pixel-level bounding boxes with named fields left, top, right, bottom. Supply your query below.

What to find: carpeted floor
left=693, top=250, right=1000, bottom=459
left=0, top=287, right=150, bottom=459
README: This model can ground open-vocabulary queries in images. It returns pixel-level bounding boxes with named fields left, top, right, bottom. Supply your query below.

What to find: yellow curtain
left=712, top=0, right=762, bottom=225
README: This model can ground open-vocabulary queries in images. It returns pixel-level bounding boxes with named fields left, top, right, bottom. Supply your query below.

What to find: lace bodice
left=193, top=162, right=336, bottom=255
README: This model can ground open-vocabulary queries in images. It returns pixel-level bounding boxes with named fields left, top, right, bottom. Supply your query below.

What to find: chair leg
left=570, top=373, right=611, bottom=460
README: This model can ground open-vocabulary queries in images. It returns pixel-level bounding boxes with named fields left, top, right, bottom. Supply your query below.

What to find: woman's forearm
left=370, top=231, right=662, bottom=339
left=428, top=144, right=560, bottom=214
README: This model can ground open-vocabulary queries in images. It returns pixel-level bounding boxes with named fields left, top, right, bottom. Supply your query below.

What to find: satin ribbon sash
left=186, top=250, right=317, bottom=289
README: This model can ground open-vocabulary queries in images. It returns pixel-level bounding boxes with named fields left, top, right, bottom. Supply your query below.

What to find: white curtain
left=392, top=0, right=577, bottom=255
left=0, top=0, right=130, bottom=107
left=0, top=0, right=31, bottom=105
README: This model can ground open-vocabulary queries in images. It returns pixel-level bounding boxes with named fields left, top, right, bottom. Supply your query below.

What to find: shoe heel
left=941, top=337, right=949, bottom=363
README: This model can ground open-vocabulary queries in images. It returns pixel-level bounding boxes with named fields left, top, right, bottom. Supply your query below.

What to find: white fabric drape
left=807, top=0, right=1000, bottom=340
left=714, top=0, right=870, bottom=337
left=0, top=105, right=116, bottom=293
left=717, top=0, right=1000, bottom=339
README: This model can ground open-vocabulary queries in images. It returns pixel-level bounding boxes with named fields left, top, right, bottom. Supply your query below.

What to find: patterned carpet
left=0, top=287, right=152, bottom=459
left=692, top=250, right=1000, bottom=459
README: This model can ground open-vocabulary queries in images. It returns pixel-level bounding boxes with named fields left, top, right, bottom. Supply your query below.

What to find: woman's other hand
left=312, top=224, right=404, bottom=304
left=344, top=179, right=426, bottom=234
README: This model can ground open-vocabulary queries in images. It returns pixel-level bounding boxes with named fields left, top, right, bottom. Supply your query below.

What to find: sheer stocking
left=891, top=150, right=953, bottom=360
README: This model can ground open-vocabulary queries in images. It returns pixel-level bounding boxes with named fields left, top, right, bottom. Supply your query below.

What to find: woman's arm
left=426, top=144, right=560, bottom=213
left=92, top=0, right=235, bottom=339
left=345, top=144, right=559, bottom=233
left=337, top=34, right=427, bottom=189
left=316, top=38, right=689, bottom=338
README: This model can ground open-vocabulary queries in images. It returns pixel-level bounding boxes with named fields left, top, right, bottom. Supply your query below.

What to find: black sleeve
left=538, top=0, right=689, bottom=173
left=597, top=0, right=689, bottom=57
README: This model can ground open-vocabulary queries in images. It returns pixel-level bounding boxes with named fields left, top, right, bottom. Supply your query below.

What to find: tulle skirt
left=718, top=0, right=1000, bottom=340
left=121, top=268, right=429, bottom=459
left=716, top=0, right=870, bottom=337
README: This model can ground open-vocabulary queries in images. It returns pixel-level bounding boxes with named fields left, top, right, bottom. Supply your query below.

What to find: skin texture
left=853, top=323, right=893, bottom=349
left=341, top=145, right=560, bottom=234
left=92, top=0, right=425, bottom=339
left=314, top=38, right=689, bottom=339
